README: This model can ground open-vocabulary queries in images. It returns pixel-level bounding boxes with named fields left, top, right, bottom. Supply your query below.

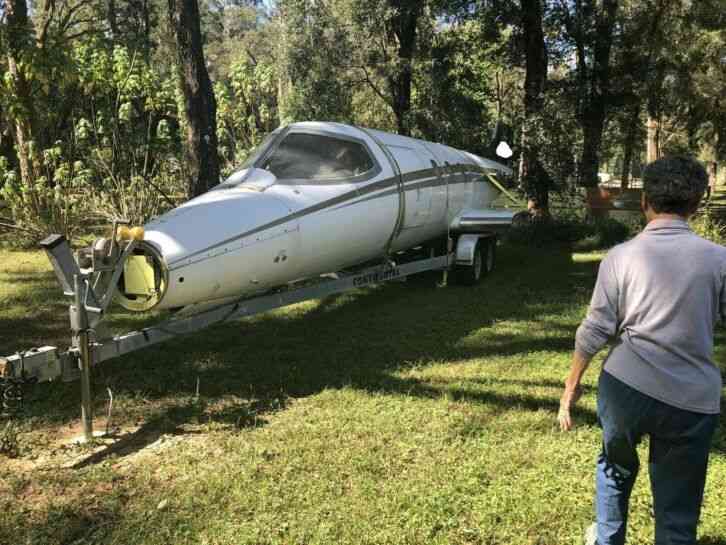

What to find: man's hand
left=558, top=383, right=583, bottom=431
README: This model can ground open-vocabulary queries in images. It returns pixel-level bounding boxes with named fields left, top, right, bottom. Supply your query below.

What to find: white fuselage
left=125, top=122, right=513, bottom=311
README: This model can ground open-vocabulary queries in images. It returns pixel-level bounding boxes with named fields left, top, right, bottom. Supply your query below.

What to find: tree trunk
left=580, top=114, right=605, bottom=188
left=143, top=0, right=152, bottom=63
left=107, top=0, right=118, bottom=39
left=620, top=100, right=641, bottom=189
left=386, top=1, right=422, bottom=136
left=645, top=56, right=666, bottom=165
left=4, top=0, right=41, bottom=186
left=646, top=115, right=661, bottom=164
left=520, top=0, right=549, bottom=219
left=389, top=71, right=412, bottom=136
left=168, top=0, right=221, bottom=198
left=577, top=0, right=619, bottom=189
left=707, top=162, right=717, bottom=194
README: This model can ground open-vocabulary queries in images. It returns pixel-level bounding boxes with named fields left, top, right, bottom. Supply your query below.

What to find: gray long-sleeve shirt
left=575, top=218, right=726, bottom=414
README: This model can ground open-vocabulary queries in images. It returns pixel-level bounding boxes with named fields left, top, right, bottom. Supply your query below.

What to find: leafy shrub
left=690, top=210, right=726, bottom=245
left=504, top=216, right=638, bottom=250
left=91, top=163, right=185, bottom=226
left=0, top=421, right=20, bottom=458
left=0, top=145, right=93, bottom=246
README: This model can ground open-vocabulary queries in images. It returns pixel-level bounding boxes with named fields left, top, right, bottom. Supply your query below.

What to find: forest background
left=1, top=0, right=725, bottom=244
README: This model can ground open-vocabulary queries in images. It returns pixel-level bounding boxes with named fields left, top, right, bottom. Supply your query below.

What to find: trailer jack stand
left=73, top=275, right=94, bottom=443
left=39, top=225, right=137, bottom=443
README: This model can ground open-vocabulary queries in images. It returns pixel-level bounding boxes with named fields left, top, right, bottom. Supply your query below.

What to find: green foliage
left=1, top=0, right=726, bottom=248
left=0, top=421, right=20, bottom=459
left=0, top=145, right=92, bottom=245
left=413, top=18, right=504, bottom=154
left=0, top=27, right=78, bottom=151
left=90, top=166, right=184, bottom=226
left=73, top=43, right=183, bottom=219
left=1, top=41, right=183, bottom=241
left=73, top=42, right=180, bottom=182
left=216, top=56, right=279, bottom=170
left=537, top=85, right=582, bottom=189
left=504, top=215, right=637, bottom=250
left=690, top=211, right=726, bottom=246
left=278, top=0, right=355, bottom=124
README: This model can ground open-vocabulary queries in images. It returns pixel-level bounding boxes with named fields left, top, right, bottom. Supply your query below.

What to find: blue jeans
left=596, top=371, right=718, bottom=545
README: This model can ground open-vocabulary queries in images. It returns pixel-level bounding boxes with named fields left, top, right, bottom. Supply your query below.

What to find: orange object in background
left=586, top=186, right=642, bottom=218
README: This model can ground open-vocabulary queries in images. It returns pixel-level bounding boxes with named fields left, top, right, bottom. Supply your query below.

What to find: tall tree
left=110, top=0, right=157, bottom=62
left=277, top=0, right=354, bottom=123
left=557, top=0, right=619, bottom=188
left=610, top=0, right=670, bottom=187
left=168, top=0, right=221, bottom=197
left=2, top=0, right=40, bottom=186
left=385, top=0, right=424, bottom=136
left=1, top=0, right=102, bottom=185
left=351, top=0, right=427, bottom=136
left=413, top=17, right=504, bottom=155
left=520, top=0, right=549, bottom=219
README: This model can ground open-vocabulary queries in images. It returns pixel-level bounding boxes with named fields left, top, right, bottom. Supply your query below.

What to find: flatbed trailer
left=1, top=230, right=495, bottom=442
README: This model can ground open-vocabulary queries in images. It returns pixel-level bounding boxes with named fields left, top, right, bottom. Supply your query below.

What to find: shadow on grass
left=5, top=244, right=606, bottom=459
left=5, top=504, right=120, bottom=545
left=5, top=243, right=725, bottom=544
left=9, top=242, right=726, bottom=459
left=71, top=396, right=286, bottom=468
left=359, top=373, right=599, bottom=428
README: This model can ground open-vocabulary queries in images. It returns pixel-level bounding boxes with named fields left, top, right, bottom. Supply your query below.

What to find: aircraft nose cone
left=142, top=189, right=292, bottom=268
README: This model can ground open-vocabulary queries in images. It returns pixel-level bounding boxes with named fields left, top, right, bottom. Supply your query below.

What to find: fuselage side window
left=262, top=133, right=375, bottom=181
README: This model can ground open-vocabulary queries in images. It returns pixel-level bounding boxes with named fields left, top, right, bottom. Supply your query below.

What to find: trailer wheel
left=456, top=242, right=483, bottom=285
left=483, top=237, right=496, bottom=276
left=454, top=237, right=495, bottom=285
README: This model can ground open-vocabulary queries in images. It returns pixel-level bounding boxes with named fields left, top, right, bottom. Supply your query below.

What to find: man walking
left=558, top=156, right=725, bottom=545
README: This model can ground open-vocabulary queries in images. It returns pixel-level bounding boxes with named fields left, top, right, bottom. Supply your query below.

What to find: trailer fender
left=455, top=234, right=493, bottom=266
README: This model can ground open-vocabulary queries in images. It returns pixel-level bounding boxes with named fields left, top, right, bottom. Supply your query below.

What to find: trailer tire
left=482, top=237, right=496, bottom=277
left=454, top=237, right=496, bottom=285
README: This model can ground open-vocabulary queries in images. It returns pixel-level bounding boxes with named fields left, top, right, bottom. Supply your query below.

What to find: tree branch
left=57, top=0, right=95, bottom=35
left=38, top=0, right=56, bottom=47
left=0, top=219, right=38, bottom=234
left=359, top=65, right=393, bottom=110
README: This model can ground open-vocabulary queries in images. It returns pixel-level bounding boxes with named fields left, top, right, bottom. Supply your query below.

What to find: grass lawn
left=1, top=243, right=724, bottom=544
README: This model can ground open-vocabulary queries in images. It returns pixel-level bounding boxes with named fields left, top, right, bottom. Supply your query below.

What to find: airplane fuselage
left=117, top=122, right=513, bottom=311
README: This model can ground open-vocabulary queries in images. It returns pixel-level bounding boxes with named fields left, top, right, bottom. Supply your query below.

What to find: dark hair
left=642, top=156, right=708, bottom=216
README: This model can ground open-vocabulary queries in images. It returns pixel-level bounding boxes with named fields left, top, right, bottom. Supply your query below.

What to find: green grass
left=1, top=244, right=725, bottom=544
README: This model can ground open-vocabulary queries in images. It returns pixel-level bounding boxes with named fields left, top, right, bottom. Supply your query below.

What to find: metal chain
left=0, top=377, right=25, bottom=417
left=0, top=352, right=36, bottom=418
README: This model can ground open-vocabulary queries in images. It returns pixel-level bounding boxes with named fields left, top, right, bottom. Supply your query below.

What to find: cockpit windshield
left=239, top=130, right=281, bottom=170
left=260, top=133, right=375, bottom=181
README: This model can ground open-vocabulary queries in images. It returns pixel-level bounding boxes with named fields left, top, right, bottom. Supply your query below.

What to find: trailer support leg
left=79, top=328, right=93, bottom=442
left=442, top=237, right=453, bottom=287
left=73, top=275, right=94, bottom=443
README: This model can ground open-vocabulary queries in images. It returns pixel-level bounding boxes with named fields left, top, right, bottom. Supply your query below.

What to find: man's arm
left=559, top=254, right=619, bottom=431
left=720, top=264, right=726, bottom=326
left=558, top=350, right=592, bottom=431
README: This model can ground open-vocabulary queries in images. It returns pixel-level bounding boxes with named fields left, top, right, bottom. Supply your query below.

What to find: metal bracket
left=40, top=235, right=81, bottom=297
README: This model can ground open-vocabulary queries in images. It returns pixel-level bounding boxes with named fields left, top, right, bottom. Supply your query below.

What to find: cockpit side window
left=261, top=133, right=375, bottom=181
